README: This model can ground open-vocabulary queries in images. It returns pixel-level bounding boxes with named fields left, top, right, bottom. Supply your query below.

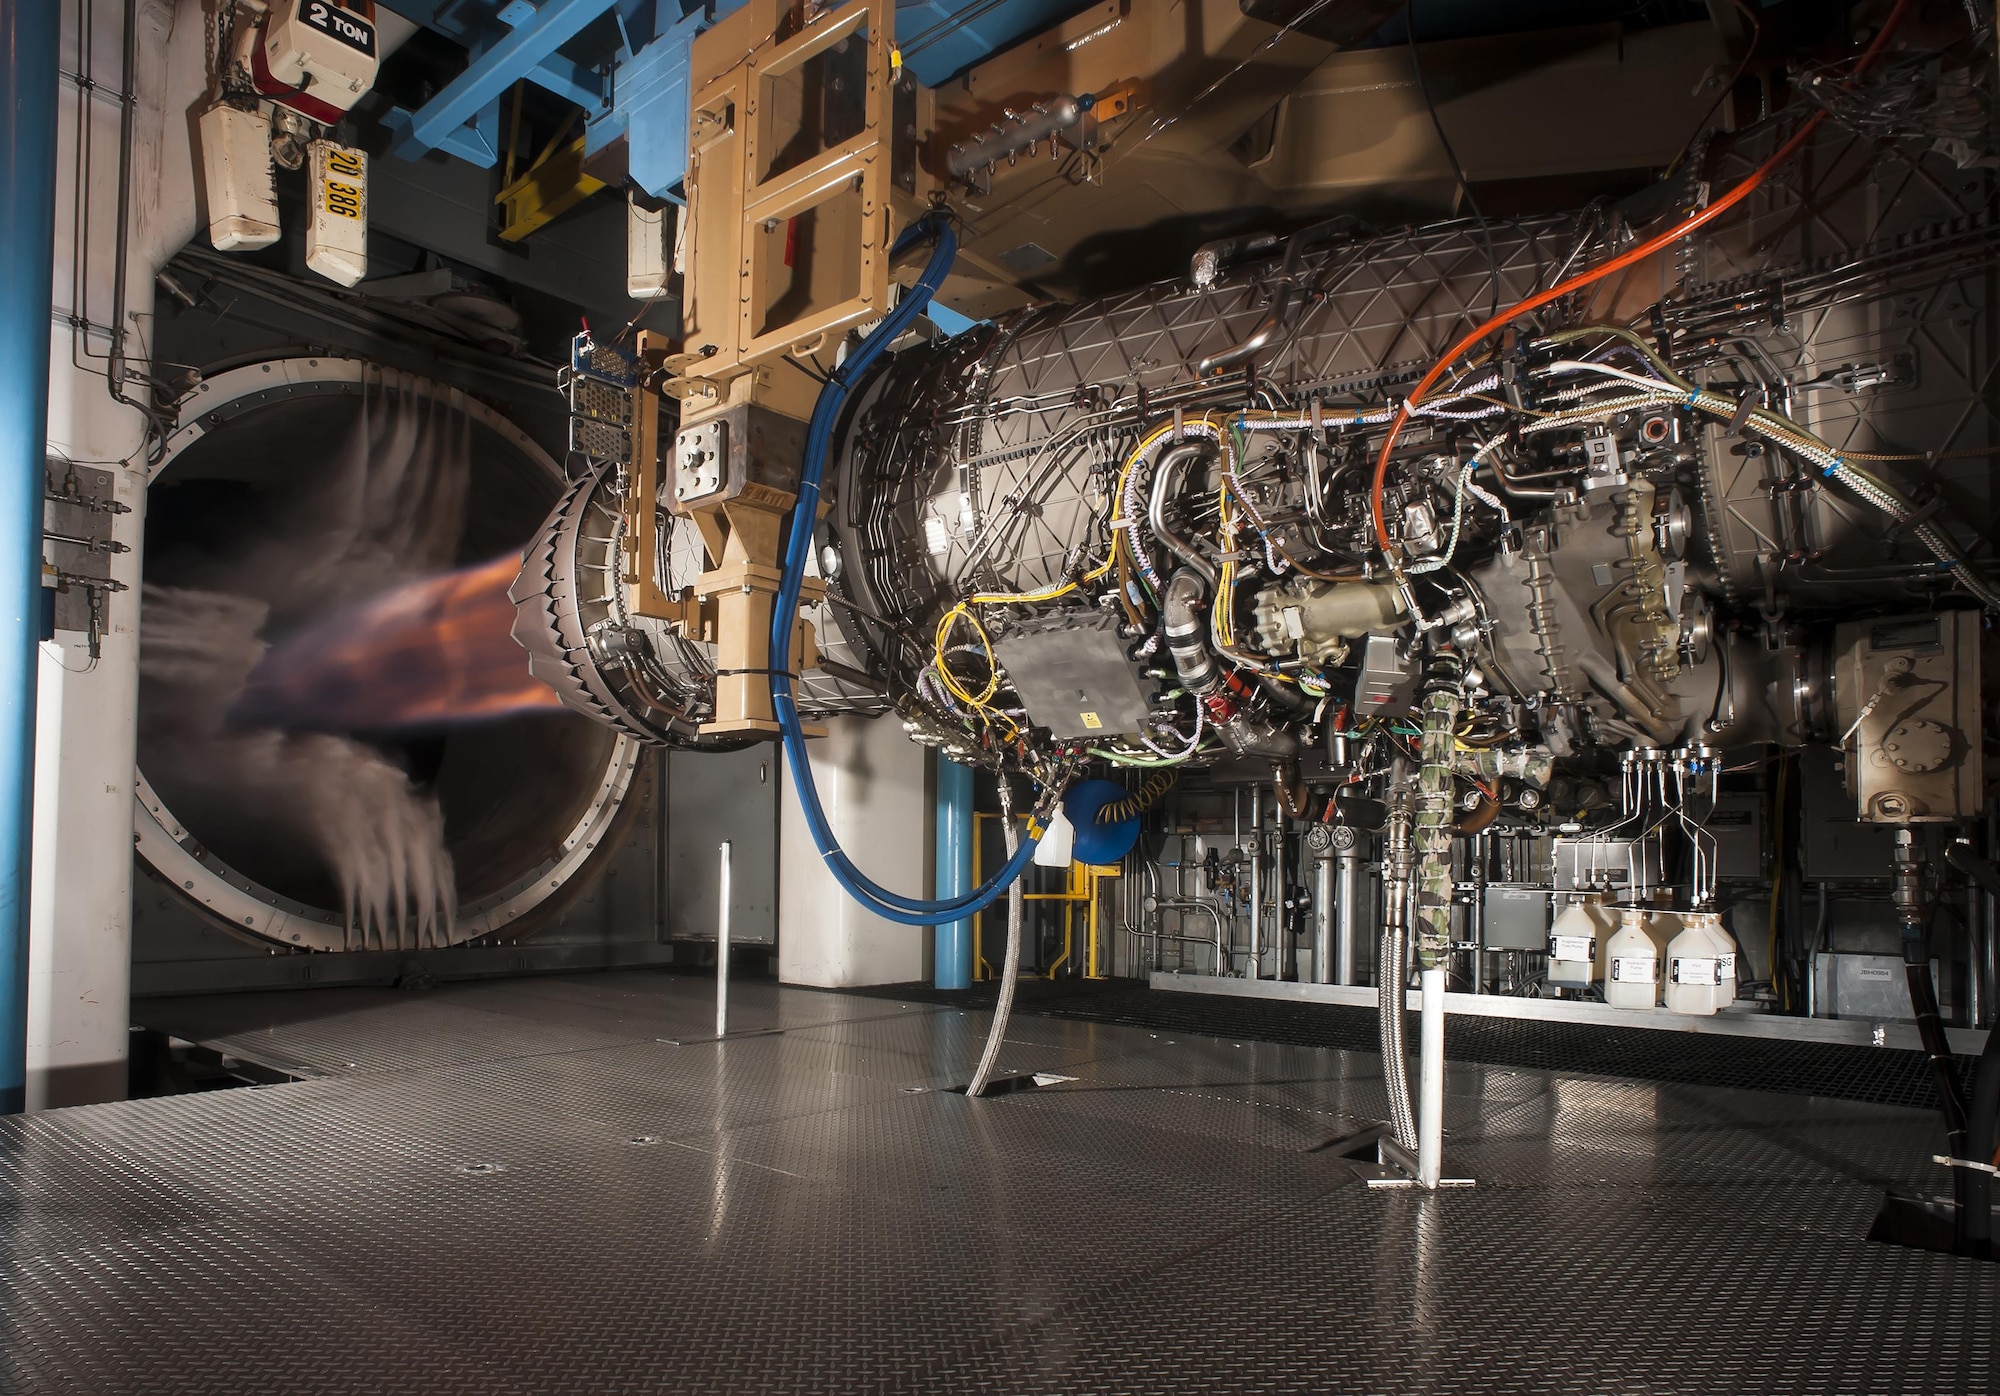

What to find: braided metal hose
left=1414, top=659, right=1463, bottom=969
left=1379, top=786, right=1418, bottom=1150
left=966, top=778, right=1024, bottom=1098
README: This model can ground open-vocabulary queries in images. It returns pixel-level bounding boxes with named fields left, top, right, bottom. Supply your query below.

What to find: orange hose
left=1369, top=0, right=1916, bottom=552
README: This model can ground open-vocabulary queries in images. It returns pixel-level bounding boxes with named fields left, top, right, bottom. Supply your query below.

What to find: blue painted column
left=933, top=757, right=974, bottom=989
left=0, top=0, right=59, bottom=1114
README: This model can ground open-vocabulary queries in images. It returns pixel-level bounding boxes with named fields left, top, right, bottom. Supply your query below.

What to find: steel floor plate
left=3, top=971, right=1994, bottom=1394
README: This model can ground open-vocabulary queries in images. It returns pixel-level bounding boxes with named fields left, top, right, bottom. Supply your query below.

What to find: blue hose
left=768, top=216, right=1043, bottom=926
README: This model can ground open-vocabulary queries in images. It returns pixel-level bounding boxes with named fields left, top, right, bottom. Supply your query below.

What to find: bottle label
left=1548, top=934, right=1594, bottom=962
left=1716, top=953, right=1736, bottom=980
left=1610, top=956, right=1656, bottom=983
left=1672, top=957, right=1718, bottom=986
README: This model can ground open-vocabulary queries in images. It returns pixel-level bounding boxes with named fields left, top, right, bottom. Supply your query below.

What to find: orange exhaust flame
left=232, top=554, right=563, bottom=733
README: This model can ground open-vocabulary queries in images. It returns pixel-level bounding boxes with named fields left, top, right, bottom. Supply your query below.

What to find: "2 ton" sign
left=301, top=0, right=375, bottom=56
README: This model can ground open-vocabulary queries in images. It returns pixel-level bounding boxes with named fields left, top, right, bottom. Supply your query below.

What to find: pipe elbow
left=1149, top=441, right=1220, bottom=587
left=1196, top=306, right=1285, bottom=378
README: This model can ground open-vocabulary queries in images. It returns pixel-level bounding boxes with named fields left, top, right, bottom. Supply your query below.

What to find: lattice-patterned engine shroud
left=832, top=215, right=1596, bottom=629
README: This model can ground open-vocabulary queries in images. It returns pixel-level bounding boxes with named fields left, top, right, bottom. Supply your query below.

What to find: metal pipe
left=1418, top=965, right=1446, bottom=1188
left=934, top=757, right=974, bottom=989
left=947, top=95, right=1082, bottom=180
left=1162, top=569, right=1221, bottom=697
left=1895, top=828, right=1976, bottom=1251
left=1968, top=878, right=1983, bottom=1033
left=716, top=841, right=732, bottom=1038
left=1248, top=785, right=1263, bottom=979
left=1196, top=304, right=1289, bottom=379
left=1986, top=803, right=1998, bottom=1032
left=1274, top=796, right=1287, bottom=979
left=1313, top=850, right=1335, bottom=985
left=1947, top=838, right=2000, bottom=1029
left=1150, top=900, right=1225, bottom=974
left=1148, top=442, right=1219, bottom=588
left=1196, top=216, right=1355, bottom=377
left=0, top=0, right=60, bottom=1115
left=105, top=0, right=138, bottom=404
left=1189, top=232, right=1279, bottom=289
left=1335, top=832, right=1364, bottom=986
left=654, top=749, right=670, bottom=943
left=1470, top=833, right=1487, bottom=995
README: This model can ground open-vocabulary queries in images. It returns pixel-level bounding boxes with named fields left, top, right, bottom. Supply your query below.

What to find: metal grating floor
left=3, top=970, right=1994, bottom=1394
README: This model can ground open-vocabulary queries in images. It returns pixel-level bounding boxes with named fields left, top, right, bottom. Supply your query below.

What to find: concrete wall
left=777, top=717, right=931, bottom=988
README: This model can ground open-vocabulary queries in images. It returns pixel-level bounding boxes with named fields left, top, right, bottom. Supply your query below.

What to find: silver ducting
left=507, top=463, right=893, bottom=750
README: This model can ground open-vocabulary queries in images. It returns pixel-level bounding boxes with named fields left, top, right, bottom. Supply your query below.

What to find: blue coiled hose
left=768, top=216, right=1043, bottom=926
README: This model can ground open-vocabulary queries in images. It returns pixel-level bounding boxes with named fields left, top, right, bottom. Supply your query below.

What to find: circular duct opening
left=136, top=359, right=639, bottom=951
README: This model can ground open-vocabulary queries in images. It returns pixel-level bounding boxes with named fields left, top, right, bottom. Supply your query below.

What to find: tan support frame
left=690, top=487, right=825, bottom=738
left=618, top=334, right=828, bottom=738
left=677, top=0, right=899, bottom=398
left=643, top=0, right=912, bottom=735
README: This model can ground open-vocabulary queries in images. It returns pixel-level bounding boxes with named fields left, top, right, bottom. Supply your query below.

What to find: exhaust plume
left=139, top=374, right=489, bottom=945
left=231, top=553, right=562, bottom=734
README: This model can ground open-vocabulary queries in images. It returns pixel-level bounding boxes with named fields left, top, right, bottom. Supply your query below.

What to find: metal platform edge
left=1148, top=971, right=1991, bottom=1057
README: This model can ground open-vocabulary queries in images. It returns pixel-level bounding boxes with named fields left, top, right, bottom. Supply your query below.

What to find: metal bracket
left=1933, top=1153, right=2000, bottom=1177
left=1360, top=1137, right=1476, bottom=1190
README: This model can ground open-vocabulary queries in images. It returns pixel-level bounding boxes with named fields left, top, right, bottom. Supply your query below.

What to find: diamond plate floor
left=3, top=971, right=1993, bottom=1394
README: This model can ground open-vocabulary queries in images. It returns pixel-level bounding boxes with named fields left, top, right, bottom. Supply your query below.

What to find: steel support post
left=0, top=0, right=60, bottom=1114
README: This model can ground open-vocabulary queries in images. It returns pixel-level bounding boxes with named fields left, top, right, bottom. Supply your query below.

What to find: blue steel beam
left=530, top=51, right=605, bottom=108
left=589, top=4, right=705, bottom=199
left=894, top=0, right=1098, bottom=86
left=0, top=0, right=59, bottom=1114
left=391, top=0, right=622, bottom=161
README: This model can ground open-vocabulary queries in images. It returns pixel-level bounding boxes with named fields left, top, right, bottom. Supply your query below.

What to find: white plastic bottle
left=1716, top=915, right=1740, bottom=1006
left=1548, top=898, right=1614, bottom=988
left=1664, top=911, right=1736, bottom=1015
left=1603, top=907, right=1661, bottom=1009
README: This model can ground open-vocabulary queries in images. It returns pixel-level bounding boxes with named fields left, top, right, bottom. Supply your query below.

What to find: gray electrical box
left=1797, top=746, right=1894, bottom=882
left=1704, top=794, right=1765, bottom=882
left=992, top=615, right=1152, bottom=739
left=1811, top=952, right=1939, bottom=1022
left=1483, top=885, right=1550, bottom=950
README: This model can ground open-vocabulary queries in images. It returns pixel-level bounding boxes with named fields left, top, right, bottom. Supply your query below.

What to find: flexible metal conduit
left=966, top=778, right=1023, bottom=1098
left=1378, top=786, right=1418, bottom=1151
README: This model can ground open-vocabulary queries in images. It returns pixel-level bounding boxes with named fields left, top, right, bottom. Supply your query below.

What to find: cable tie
left=1821, top=457, right=1843, bottom=478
